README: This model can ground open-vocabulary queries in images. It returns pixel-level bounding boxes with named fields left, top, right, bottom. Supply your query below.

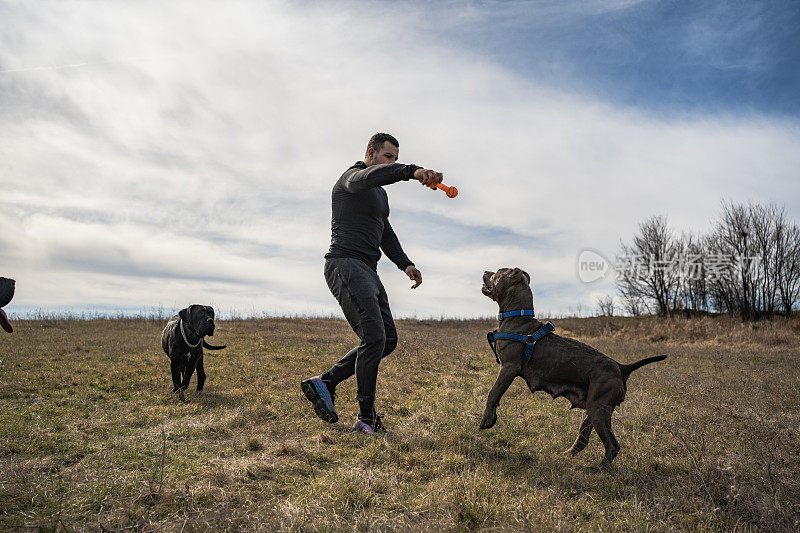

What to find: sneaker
left=353, top=412, right=385, bottom=435
left=300, top=376, right=338, bottom=423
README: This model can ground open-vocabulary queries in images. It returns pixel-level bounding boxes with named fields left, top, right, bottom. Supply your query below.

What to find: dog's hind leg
left=563, top=414, right=593, bottom=456
left=480, top=364, right=517, bottom=429
left=588, top=405, right=620, bottom=468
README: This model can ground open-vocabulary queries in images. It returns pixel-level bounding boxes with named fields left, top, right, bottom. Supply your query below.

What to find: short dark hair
left=367, top=132, right=399, bottom=153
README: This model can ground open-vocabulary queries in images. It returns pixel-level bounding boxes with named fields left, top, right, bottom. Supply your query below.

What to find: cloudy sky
left=2, top=0, right=799, bottom=318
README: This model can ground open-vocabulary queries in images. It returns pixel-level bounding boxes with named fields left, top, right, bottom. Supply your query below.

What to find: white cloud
left=1, top=1, right=798, bottom=318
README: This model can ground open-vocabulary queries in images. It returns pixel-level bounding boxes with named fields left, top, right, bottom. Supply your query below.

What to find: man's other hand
left=405, top=265, right=422, bottom=289
left=414, top=168, right=443, bottom=187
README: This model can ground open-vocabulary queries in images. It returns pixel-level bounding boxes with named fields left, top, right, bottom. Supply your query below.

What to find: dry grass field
left=1, top=315, right=799, bottom=531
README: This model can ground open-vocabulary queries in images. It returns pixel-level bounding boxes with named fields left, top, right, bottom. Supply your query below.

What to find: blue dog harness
left=487, top=309, right=556, bottom=367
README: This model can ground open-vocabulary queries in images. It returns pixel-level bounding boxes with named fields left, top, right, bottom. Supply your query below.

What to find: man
left=301, top=133, right=443, bottom=435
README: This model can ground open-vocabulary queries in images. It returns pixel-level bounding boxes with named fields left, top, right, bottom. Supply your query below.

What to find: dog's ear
left=180, top=305, right=198, bottom=325
left=509, top=268, right=527, bottom=282
left=520, top=270, right=531, bottom=285
left=205, top=305, right=215, bottom=319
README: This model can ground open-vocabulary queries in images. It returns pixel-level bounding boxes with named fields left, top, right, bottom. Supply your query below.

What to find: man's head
left=364, top=133, right=399, bottom=167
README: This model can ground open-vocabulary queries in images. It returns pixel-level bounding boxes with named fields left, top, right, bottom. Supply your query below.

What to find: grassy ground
left=1, top=315, right=799, bottom=531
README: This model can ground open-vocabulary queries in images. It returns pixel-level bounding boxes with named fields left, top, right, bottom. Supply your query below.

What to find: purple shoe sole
left=301, top=377, right=338, bottom=423
left=353, top=419, right=376, bottom=435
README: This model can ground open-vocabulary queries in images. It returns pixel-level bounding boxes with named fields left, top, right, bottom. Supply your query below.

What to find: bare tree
left=705, top=231, right=735, bottom=314
left=675, top=232, right=709, bottom=315
left=707, top=201, right=795, bottom=320
left=777, top=223, right=800, bottom=316
left=618, top=201, right=799, bottom=321
left=710, top=201, right=760, bottom=320
left=750, top=203, right=781, bottom=315
left=619, top=284, right=648, bottom=316
left=596, top=295, right=615, bottom=316
left=616, top=215, right=680, bottom=316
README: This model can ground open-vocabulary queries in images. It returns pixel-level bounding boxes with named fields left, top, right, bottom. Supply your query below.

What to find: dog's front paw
left=173, top=388, right=188, bottom=402
left=479, top=411, right=497, bottom=430
left=589, top=461, right=613, bottom=472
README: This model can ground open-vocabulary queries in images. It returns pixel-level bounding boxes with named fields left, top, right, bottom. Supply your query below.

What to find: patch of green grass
left=1, top=316, right=799, bottom=531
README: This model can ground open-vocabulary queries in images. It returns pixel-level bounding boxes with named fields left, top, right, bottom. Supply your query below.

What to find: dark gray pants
left=322, top=257, right=398, bottom=415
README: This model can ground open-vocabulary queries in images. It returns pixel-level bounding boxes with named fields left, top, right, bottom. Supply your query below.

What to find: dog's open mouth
left=482, top=271, right=495, bottom=296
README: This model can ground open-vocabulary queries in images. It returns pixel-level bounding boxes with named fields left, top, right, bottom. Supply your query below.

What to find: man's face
left=365, top=141, right=399, bottom=166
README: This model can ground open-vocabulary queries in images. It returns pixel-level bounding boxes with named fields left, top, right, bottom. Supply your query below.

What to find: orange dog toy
left=428, top=182, right=458, bottom=198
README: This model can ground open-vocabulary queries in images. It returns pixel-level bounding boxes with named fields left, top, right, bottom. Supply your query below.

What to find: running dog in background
left=481, top=268, right=667, bottom=468
left=161, top=304, right=226, bottom=401
left=0, top=277, right=15, bottom=334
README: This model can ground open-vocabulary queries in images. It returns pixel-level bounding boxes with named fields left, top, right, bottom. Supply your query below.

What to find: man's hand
left=414, top=168, right=443, bottom=188
left=405, top=265, right=422, bottom=289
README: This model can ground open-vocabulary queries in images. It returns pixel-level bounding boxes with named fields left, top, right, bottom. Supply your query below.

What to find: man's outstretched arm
left=344, top=163, right=420, bottom=193
left=344, top=165, right=444, bottom=193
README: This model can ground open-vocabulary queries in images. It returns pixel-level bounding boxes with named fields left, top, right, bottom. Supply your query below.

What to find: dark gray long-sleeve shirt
left=325, top=161, right=420, bottom=272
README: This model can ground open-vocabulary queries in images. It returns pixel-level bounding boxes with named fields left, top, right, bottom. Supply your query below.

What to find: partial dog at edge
left=481, top=268, right=667, bottom=468
left=161, top=304, right=226, bottom=401
left=0, top=277, right=15, bottom=334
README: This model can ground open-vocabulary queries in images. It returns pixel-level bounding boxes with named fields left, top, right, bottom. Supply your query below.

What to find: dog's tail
left=203, top=340, right=226, bottom=350
left=620, top=354, right=667, bottom=380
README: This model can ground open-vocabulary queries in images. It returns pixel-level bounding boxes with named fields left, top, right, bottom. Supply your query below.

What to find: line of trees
left=615, top=201, right=800, bottom=320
